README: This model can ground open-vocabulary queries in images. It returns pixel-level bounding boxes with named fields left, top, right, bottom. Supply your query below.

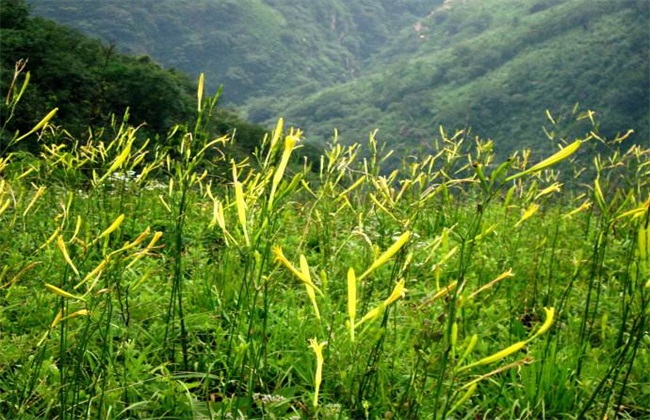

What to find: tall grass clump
left=1, top=68, right=648, bottom=419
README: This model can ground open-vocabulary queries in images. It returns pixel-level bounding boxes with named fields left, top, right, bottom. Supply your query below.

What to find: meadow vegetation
left=0, top=69, right=649, bottom=419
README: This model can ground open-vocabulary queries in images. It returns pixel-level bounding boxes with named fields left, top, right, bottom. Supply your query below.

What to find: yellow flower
left=231, top=161, right=250, bottom=246
left=44, top=283, right=85, bottom=301
left=97, top=214, right=125, bottom=241
left=50, top=309, right=90, bottom=328
left=383, top=278, right=407, bottom=306
left=347, top=267, right=357, bottom=341
left=56, top=235, right=79, bottom=276
left=535, top=182, right=562, bottom=200
left=458, top=307, right=554, bottom=373
left=15, top=107, right=58, bottom=142
left=74, top=256, right=109, bottom=290
left=461, top=341, right=526, bottom=372
left=447, top=383, right=477, bottom=417
left=506, top=140, right=581, bottom=182
left=100, top=136, right=134, bottom=183
left=269, top=118, right=284, bottom=152
left=300, top=255, right=321, bottom=319
left=615, top=196, right=650, bottom=220
left=356, top=279, right=407, bottom=327
left=530, top=307, right=555, bottom=340
left=197, top=73, right=205, bottom=112
left=273, top=246, right=323, bottom=296
left=359, top=231, right=410, bottom=280
left=308, top=338, right=326, bottom=407
left=268, top=128, right=301, bottom=210
left=515, top=204, right=539, bottom=228
left=563, top=199, right=592, bottom=219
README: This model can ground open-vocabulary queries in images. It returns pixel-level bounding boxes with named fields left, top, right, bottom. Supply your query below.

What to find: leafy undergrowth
left=1, top=74, right=649, bottom=419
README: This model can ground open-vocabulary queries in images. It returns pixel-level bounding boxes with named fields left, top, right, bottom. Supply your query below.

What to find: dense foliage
left=28, top=0, right=440, bottom=104
left=1, top=0, right=191, bottom=142
left=0, top=71, right=648, bottom=418
left=0, top=0, right=269, bottom=157
left=28, top=0, right=649, bottom=159
left=250, top=0, right=649, bottom=157
left=1, top=1, right=649, bottom=417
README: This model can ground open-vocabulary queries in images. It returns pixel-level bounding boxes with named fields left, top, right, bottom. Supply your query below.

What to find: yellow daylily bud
left=594, top=177, right=606, bottom=211
left=308, top=338, right=326, bottom=407
left=22, top=186, right=46, bottom=217
left=356, top=305, right=383, bottom=327
left=268, top=129, right=300, bottom=210
left=615, top=197, right=650, bottom=220
left=529, top=307, right=555, bottom=340
left=459, top=341, right=526, bottom=373
left=50, top=309, right=63, bottom=328
left=15, top=108, right=58, bottom=142
left=383, top=279, right=407, bottom=306
left=269, top=118, right=284, bottom=152
left=535, top=182, right=562, bottom=200
left=447, top=383, right=477, bottom=417
left=56, top=235, right=79, bottom=276
left=360, top=231, right=410, bottom=280
left=506, top=140, right=581, bottom=182
left=356, top=280, right=407, bottom=327
left=74, top=256, right=109, bottom=290
left=197, top=73, right=205, bottom=112
left=347, top=267, right=357, bottom=341
left=101, top=141, right=133, bottom=183
left=98, top=214, right=125, bottom=241
left=563, top=199, right=592, bottom=219
left=273, top=246, right=323, bottom=295
left=300, top=255, right=320, bottom=319
left=45, top=283, right=85, bottom=301
left=515, top=204, right=539, bottom=228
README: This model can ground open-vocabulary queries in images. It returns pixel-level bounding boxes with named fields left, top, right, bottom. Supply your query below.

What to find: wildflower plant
left=1, top=68, right=648, bottom=419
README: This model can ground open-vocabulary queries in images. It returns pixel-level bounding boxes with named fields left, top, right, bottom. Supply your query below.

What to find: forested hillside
left=24, top=0, right=650, bottom=157
left=1, top=0, right=267, bottom=156
left=1, top=3, right=186, bottom=143
left=246, top=0, right=649, bottom=156
left=29, top=0, right=439, bottom=104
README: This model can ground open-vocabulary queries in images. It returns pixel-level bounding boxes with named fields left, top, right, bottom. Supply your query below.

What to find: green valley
left=28, top=0, right=649, bottom=158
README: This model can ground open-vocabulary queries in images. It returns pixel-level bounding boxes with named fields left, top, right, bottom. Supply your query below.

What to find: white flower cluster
left=108, top=170, right=138, bottom=182
left=143, top=180, right=167, bottom=191
left=107, top=171, right=166, bottom=191
left=252, top=392, right=287, bottom=405
left=322, top=403, right=343, bottom=417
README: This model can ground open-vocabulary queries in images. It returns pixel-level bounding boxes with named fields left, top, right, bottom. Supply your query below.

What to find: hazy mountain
left=27, top=0, right=650, bottom=157
left=28, top=0, right=440, bottom=104
left=245, top=0, right=649, bottom=156
left=1, top=0, right=268, bottom=158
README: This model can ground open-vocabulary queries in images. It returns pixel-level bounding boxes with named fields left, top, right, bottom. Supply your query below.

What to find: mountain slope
left=0, top=0, right=268, bottom=156
left=29, top=0, right=440, bottom=104
left=248, top=0, right=649, bottom=156
left=27, top=0, right=649, bottom=158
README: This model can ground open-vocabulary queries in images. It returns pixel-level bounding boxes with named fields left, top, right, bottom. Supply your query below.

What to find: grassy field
left=1, top=75, right=649, bottom=419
